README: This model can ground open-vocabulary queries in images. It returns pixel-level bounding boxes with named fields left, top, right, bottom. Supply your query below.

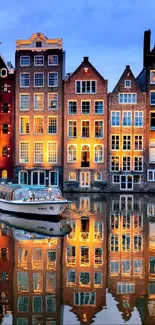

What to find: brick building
left=108, top=65, right=146, bottom=191
left=0, top=56, right=14, bottom=182
left=63, top=57, right=108, bottom=192
left=14, top=33, right=65, bottom=188
left=137, top=30, right=155, bottom=190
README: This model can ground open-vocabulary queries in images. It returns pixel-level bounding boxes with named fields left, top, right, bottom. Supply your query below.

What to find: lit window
left=34, top=142, right=43, bottom=163
left=20, top=142, right=29, bottom=163
left=119, top=93, right=137, bottom=104
left=1, top=170, right=7, bottom=179
left=34, top=93, right=44, bottom=110
left=134, top=111, right=143, bottom=126
left=81, top=247, right=89, bottom=265
left=20, top=117, right=29, bottom=134
left=48, top=117, right=57, bottom=134
left=94, top=145, right=103, bottom=163
left=34, top=73, right=44, bottom=87
left=68, top=101, right=77, bottom=115
left=34, top=117, right=43, bottom=134
left=124, top=80, right=131, bottom=87
left=150, top=71, right=155, bottom=84
left=20, top=73, right=30, bottom=87
left=111, top=111, right=120, bottom=126
left=75, top=80, right=96, bottom=94
left=94, top=172, right=102, bottom=181
left=69, top=172, right=76, bottom=181
left=20, top=56, right=30, bottom=66
left=111, top=135, right=120, bottom=150
left=95, top=121, right=104, bottom=138
left=95, top=101, right=104, bottom=114
left=34, top=55, right=44, bottom=66
left=81, top=101, right=90, bottom=114
left=20, top=94, right=30, bottom=110
left=149, top=140, right=155, bottom=162
left=48, top=55, right=58, bottom=66
left=48, top=93, right=58, bottom=110
left=68, top=145, right=76, bottom=162
left=111, top=156, right=120, bottom=171
left=47, top=142, right=57, bottom=163
left=68, top=121, right=77, bottom=138
left=48, top=73, right=58, bottom=87
left=123, top=111, right=132, bottom=126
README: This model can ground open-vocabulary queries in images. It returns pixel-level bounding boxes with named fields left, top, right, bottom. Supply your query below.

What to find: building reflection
left=0, top=223, right=14, bottom=322
left=12, top=230, right=63, bottom=325
left=1, top=194, right=155, bottom=324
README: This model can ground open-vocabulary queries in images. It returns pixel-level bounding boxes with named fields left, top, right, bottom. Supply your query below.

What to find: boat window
left=49, top=228, right=54, bottom=231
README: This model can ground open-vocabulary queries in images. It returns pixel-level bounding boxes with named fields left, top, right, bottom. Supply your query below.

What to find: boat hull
left=0, top=199, right=70, bottom=217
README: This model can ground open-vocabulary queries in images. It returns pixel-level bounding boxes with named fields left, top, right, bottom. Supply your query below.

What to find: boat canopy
left=0, top=185, right=62, bottom=201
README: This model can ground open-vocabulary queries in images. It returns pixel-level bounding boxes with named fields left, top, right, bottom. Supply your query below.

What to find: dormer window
left=36, top=41, right=42, bottom=48
left=125, top=80, right=131, bottom=88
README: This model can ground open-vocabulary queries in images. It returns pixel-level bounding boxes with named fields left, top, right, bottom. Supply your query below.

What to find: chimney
left=144, top=29, right=151, bottom=67
left=83, top=56, right=89, bottom=63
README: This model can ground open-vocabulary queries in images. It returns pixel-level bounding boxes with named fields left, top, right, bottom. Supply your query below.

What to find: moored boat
left=0, top=185, right=71, bottom=217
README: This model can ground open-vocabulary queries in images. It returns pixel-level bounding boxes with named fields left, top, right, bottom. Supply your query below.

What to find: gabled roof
left=112, top=65, right=142, bottom=93
left=65, top=56, right=107, bottom=84
left=0, top=53, right=14, bottom=72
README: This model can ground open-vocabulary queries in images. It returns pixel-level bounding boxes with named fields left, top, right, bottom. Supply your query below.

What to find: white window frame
left=20, top=73, right=30, bottom=88
left=112, top=175, right=120, bottom=184
left=19, top=142, right=30, bottom=163
left=111, top=111, right=120, bottom=126
left=122, top=156, right=131, bottom=172
left=34, top=142, right=44, bottom=163
left=68, top=100, right=77, bottom=115
left=119, top=93, right=137, bottom=104
left=69, top=172, right=76, bottom=181
left=120, top=175, right=133, bottom=191
left=124, top=80, right=131, bottom=88
left=94, top=144, right=104, bottom=163
left=94, top=120, right=104, bottom=139
left=48, top=116, right=58, bottom=135
left=111, top=134, right=120, bottom=151
left=110, top=156, right=120, bottom=172
left=94, top=172, right=102, bottom=181
left=150, top=91, right=155, bottom=105
left=134, top=156, right=143, bottom=172
left=81, top=100, right=91, bottom=115
left=20, top=94, right=30, bottom=111
left=34, top=55, right=44, bottom=66
left=49, top=170, right=59, bottom=187
left=18, top=170, right=28, bottom=185
left=122, top=111, right=132, bottom=126
left=48, top=55, right=58, bottom=66
left=68, top=120, right=77, bottom=138
left=80, top=172, right=90, bottom=188
left=48, top=93, right=58, bottom=110
left=47, top=141, right=58, bottom=164
left=149, top=139, right=155, bottom=163
left=67, top=144, right=77, bottom=163
left=48, top=72, right=58, bottom=87
left=34, top=93, right=44, bottom=110
left=122, top=134, right=132, bottom=150
left=134, top=135, right=143, bottom=151
left=134, top=111, right=143, bottom=127
left=34, top=72, right=44, bottom=87
left=150, top=70, right=155, bottom=84
left=34, top=116, right=44, bottom=135
left=81, top=120, right=90, bottom=138
left=75, top=80, right=97, bottom=94
left=20, top=56, right=30, bottom=67
left=94, top=100, right=104, bottom=115
left=147, top=169, right=155, bottom=181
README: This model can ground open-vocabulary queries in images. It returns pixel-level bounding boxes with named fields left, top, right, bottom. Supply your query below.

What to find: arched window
left=2, top=123, right=8, bottom=134
left=81, top=145, right=90, bottom=167
left=19, top=171, right=28, bottom=185
left=69, top=172, right=76, bottom=181
left=94, top=145, right=103, bottom=163
left=2, top=170, right=7, bottom=179
left=68, top=145, right=76, bottom=162
left=94, top=172, right=102, bottom=181
left=2, top=146, right=8, bottom=157
left=49, top=171, right=58, bottom=186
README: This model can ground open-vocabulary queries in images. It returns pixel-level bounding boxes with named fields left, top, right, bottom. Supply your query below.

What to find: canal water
left=0, top=193, right=155, bottom=325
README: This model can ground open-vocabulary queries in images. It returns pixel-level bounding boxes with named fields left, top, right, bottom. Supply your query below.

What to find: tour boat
left=0, top=185, right=71, bottom=217
left=0, top=214, right=72, bottom=237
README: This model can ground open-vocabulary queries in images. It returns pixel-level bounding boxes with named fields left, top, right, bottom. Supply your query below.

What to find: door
left=80, top=172, right=90, bottom=187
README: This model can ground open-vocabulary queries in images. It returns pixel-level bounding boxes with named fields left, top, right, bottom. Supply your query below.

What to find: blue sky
left=1, top=0, right=155, bottom=91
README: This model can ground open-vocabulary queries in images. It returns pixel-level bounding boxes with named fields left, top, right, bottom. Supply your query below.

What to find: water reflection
left=1, top=194, right=155, bottom=324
